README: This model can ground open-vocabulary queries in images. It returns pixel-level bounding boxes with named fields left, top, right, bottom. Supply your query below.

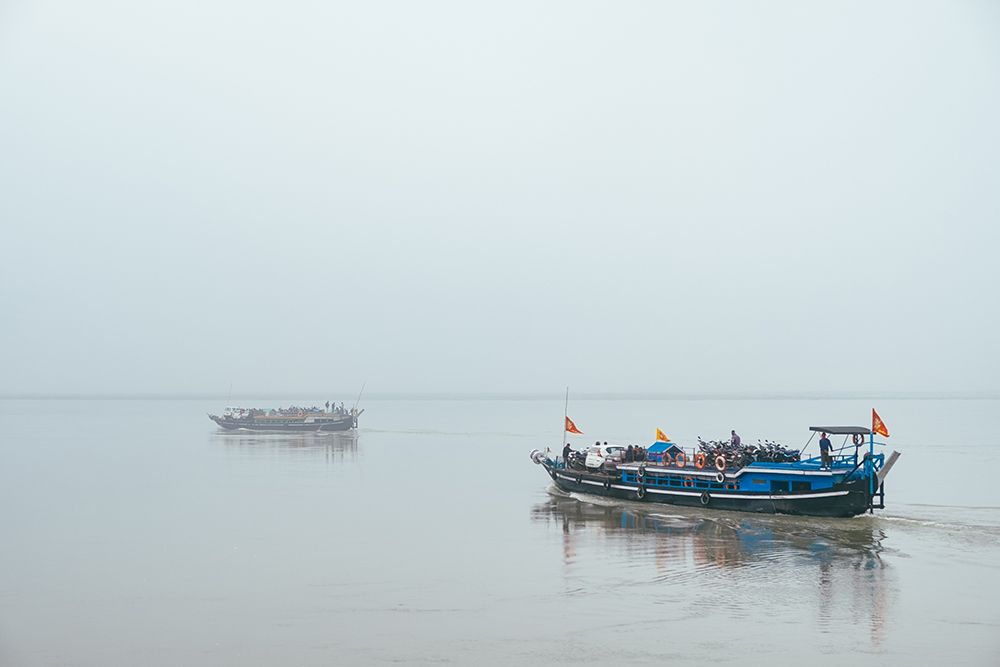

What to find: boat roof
left=809, top=426, right=872, bottom=435
left=647, top=442, right=684, bottom=454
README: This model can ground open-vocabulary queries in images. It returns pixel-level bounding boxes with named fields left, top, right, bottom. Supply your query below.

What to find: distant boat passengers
left=731, top=430, right=741, bottom=447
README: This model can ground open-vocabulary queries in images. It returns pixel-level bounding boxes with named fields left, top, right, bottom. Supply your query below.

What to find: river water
left=1, top=396, right=998, bottom=665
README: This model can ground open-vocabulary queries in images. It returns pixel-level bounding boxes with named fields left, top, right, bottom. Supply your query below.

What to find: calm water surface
left=1, top=397, right=998, bottom=665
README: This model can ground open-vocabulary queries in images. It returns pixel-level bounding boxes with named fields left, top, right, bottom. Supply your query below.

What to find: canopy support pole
left=801, top=430, right=817, bottom=455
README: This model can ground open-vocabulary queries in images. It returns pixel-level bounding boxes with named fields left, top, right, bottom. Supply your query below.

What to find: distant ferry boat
left=531, top=424, right=900, bottom=518
left=209, top=404, right=362, bottom=432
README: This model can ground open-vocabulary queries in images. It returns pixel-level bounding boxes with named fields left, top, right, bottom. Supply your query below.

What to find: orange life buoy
left=694, top=453, right=706, bottom=469
left=683, top=476, right=693, bottom=488
left=674, top=451, right=686, bottom=468
left=714, top=455, right=726, bottom=472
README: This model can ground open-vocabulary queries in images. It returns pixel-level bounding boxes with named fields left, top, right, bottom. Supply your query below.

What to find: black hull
left=209, top=415, right=356, bottom=432
left=546, top=466, right=872, bottom=518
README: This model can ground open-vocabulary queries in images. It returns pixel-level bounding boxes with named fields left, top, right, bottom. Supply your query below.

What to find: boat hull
left=546, top=466, right=872, bottom=518
left=209, top=415, right=356, bottom=432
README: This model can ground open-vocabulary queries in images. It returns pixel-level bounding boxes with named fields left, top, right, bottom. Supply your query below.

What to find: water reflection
left=532, top=491, right=892, bottom=647
left=210, top=430, right=359, bottom=461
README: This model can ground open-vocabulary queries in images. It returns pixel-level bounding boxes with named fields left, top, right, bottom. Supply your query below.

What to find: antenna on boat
left=352, top=382, right=366, bottom=412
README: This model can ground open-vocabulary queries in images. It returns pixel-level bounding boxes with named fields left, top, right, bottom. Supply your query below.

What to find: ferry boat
left=530, top=426, right=900, bottom=518
left=209, top=405, right=362, bottom=432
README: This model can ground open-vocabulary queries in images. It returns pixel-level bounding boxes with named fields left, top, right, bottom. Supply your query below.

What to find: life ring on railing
left=714, top=455, right=727, bottom=472
left=674, top=452, right=686, bottom=468
left=852, top=433, right=864, bottom=446
left=715, top=472, right=725, bottom=484
left=700, top=492, right=710, bottom=506
left=694, top=453, right=706, bottom=469
left=683, top=476, right=693, bottom=488
left=660, top=453, right=672, bottom=466
left=636, top=485, right=646, bottom=499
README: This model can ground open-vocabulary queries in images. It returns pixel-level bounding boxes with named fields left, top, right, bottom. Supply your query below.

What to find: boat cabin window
left=792, top=481, right=811, bottom=492
left=770, top=480, right=790, bottom=493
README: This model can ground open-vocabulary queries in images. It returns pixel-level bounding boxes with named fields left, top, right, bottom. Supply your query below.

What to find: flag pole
left=562, top=386, right=569, bottom=450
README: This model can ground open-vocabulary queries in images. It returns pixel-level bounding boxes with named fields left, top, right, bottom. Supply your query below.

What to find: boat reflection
left=532, top=491, right=892, bottom=647
left=210, top=430, right=359, bottom=461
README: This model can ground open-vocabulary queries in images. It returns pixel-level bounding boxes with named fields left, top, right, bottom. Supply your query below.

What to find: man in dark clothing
left=731, top=430, right=741, bottom=447
left=626, top=445, right=634, bottom=462
left=563, top=443, right=572, bottom=466
left=819, top=432, right=833, bottom=469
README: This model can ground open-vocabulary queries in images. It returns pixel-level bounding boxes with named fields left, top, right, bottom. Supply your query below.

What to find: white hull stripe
left=554, top=474, right=849, bottom=501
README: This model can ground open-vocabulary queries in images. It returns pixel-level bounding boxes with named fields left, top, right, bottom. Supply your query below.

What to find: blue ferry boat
left=530, top=426, right=901, bottom=518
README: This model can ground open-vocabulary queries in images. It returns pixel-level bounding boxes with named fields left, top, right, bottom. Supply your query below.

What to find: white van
left=585, top=444, right=625, bottom=470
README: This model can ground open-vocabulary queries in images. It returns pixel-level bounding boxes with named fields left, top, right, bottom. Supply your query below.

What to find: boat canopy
left=809, top=426, right=872, bottom=435
left=647, top=442, right=685, bottom=454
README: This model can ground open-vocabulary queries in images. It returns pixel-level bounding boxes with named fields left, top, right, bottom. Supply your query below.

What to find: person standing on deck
left=819, top=432, right=833, bottom=469
left=562, top=442, right=571, bottom=466
left=731, top=430, right=741, bottom=447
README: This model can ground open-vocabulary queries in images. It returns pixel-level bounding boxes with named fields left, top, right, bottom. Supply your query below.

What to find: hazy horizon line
left=1, top=390, right=997, bottom=401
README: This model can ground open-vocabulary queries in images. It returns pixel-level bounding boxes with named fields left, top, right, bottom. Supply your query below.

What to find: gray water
left=1, top=397, right=998, bottom=665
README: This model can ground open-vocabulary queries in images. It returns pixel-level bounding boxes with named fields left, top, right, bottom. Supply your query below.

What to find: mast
left=352, top=382, right=366, bottom=412
left=562, top=386, right=569, bottom=450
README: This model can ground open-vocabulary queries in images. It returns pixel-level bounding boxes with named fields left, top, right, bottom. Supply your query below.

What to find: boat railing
left=799, top=453, right=857, bottom=467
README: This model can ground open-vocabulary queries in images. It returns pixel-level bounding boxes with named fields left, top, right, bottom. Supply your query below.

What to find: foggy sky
left=2, top=1, right=998, bottom=396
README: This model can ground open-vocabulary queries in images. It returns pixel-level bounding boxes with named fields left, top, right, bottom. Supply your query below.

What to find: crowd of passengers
left=237, top=402, right=352, bottom=417
left=623, top=444, right=647, bottom=462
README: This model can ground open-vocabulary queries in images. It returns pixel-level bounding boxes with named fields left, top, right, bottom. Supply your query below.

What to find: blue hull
left=543, top=464, right=874, bottom=518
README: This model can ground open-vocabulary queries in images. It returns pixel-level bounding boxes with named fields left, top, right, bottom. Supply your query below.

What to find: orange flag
left=565, top=416, right=583, bottom=435
left=656, top=428, right=671, bottom=442
left=872, top=409, right=890, bottom=438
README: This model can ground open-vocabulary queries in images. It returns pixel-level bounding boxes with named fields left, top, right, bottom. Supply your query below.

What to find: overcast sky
left=1, top=1, right=998, bottom=396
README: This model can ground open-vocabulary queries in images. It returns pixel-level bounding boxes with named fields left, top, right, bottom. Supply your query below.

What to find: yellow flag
left=656, top=428, right=670, bottom=442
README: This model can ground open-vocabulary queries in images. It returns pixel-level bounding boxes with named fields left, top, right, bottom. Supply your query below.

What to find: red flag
left=565, top=416, right=583, bottom=435
left=872, top=409, right=890, bottom=438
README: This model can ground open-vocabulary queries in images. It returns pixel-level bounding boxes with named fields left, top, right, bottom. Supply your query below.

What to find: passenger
left=636, top=446, right=644, bottom=462
left=819, top=432, right=833, bottom=469
left=626, top=445, right=634, bottom=462
left=562, top=442, right=571, bottom=465
left=731, top=430, right=741, bottom=447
